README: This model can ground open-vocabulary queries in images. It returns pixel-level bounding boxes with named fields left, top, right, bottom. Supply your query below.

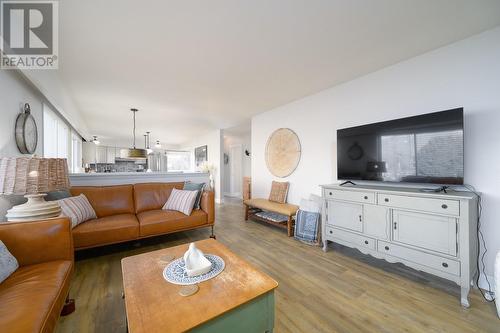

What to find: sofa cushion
left=0, top=260, right=72, bottom=333
left=244, top=198, right=299, bottom=217
left=162, top=188, right=198, bottom=216
left=137, top=209, right=207, bottom=237
left=72, top=214, right=139, bottom=249
left=133, top=182, right=184, bottom=214
left=70, top=185, right=135, bottom=218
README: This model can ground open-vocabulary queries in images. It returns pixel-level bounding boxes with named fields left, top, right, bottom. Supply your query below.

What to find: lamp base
left=6, top=194, right=62, bottom=222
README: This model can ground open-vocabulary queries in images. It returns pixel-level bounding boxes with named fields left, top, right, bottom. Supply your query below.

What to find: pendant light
left=155, top=140, right=162, bottom=149
left=146, top=131, right=153, bottom=154
left=120, top=108, right=147, bottom=159
left=92, top=136, right=100, bottom=145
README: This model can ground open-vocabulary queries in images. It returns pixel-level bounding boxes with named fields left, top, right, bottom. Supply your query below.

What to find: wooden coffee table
left=121, top=239, right=278, bottom=333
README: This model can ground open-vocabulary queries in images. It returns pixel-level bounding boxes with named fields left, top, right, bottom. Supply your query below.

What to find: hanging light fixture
left=120, top=108, right=147, bottom=159
left=146, top=131, right=153, bottom=154
left=155, top=140, right=162, bottom=149
left=92, top=136, right=100, bottom=145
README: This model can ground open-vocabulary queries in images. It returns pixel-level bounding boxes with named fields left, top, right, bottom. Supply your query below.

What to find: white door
left=327, top=201, right=363, bottom=232
left=229, top=144, right=242, bottom=197
left=392, top=210, right=457, bottom=256
left=364, top=205, right=390, bottom=240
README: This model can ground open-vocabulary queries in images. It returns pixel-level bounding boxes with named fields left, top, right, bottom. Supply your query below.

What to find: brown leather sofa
left=70, top=182, right=215, bottom=250
left=0, top=218, right=74, bottom=333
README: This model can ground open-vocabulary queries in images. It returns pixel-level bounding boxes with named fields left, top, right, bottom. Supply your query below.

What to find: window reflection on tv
left=337, top=108, right=464, bottom=185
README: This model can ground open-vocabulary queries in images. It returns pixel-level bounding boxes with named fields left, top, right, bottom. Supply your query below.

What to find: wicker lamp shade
left=0, top=157, right=70, bottom=222
left=0, top=157, right=70, bottom=195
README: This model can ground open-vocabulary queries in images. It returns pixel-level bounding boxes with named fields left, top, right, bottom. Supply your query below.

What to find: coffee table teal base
left=190, top=291, right=275, bottom=333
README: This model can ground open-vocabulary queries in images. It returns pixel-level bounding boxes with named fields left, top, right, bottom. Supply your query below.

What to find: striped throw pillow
left=58, top=194, right=97, bottom=228
left=162, top=188, right=198, bottom=216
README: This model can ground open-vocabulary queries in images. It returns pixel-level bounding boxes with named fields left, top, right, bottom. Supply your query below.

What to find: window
left=166, top=151, right=191, bottom=172
left=43, top=104, right=83, bottom=173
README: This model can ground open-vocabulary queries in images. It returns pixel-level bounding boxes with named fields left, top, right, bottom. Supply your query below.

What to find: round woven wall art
left=265, top=128, right=301, bottom=178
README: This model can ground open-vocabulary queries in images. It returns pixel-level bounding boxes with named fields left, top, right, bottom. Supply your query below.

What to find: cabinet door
left=106, top=147, right=116, bottom=164
left=327, top=201, right=363, bottom=232
left=82, top=142, right=96, bottom=164
left=364, top=205, right=390, bottom=240
left=96, top=146, right=107, bottom=163
left=392, top=210, right=457, bottom=256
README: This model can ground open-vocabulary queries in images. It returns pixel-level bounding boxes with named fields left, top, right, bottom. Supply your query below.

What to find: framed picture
left=195, top=145, right=208, bottom=168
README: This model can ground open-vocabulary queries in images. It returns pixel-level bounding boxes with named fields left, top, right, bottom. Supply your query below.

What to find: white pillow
left=162, top=188, right=198, bottom=216
left=58, top=194, right=97, bottom=228
left=0, top=240, right=19, bottom=284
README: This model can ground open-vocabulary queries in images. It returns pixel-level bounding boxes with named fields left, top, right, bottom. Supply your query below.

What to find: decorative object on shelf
left=15, top=103, right=38, bottom=154
left=265, top=128, right=301, bottom=178
left=163, top=253, right=225, bottom=285
left=245, top=149, right=251, bottom=157
left=0, top=157, right=70, bottom=222
left=183, top=243, right=213, bottom=277
left=92, top=136, right=100, bottom=145
left=195, top=145, right=208, bottom=168
left=347, top=141, right=364, bottom=160
left=120, top=108, right=148, bottom=159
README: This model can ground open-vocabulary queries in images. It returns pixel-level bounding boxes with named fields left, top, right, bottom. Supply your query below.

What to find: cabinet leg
left=322, top=240, right=329, bottom=252
left=460, top=286, right=470, bottom=308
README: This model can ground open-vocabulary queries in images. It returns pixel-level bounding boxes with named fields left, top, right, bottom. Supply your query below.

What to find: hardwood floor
left=56, top=199, right=498, bottom=333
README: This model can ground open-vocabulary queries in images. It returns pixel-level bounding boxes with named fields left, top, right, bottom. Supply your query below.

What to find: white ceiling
left=58, top=0, right=500, bottom=147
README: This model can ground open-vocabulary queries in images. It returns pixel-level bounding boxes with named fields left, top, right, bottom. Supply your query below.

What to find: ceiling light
left=120, top=108, right=147, bottom=159
left=92, top=136, right=100, bottom=145
left=155, top=140, right=162, bottom=149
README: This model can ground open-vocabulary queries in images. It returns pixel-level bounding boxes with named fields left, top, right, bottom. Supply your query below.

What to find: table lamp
left=0, top=157, right=70, bottom=222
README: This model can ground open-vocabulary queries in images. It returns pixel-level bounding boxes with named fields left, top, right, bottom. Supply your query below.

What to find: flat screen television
left=337, top=108, right=464, bottom=185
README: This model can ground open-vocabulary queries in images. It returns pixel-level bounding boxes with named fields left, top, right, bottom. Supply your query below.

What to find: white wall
left=180, top=129, right=224, bottom=203
left=252, top=27, right=500, bottom=284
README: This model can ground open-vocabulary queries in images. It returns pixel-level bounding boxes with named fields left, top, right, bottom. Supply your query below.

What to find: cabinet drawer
left=377, top=194, right=459, bottom=216
left=378, top=241, right=460, bottom=276
left=326, top=226, right=376, bottom=250
left=324, top=189, right=375, bottom=204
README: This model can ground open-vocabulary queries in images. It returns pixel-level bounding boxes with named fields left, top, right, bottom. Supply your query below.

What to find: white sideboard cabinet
left=321, top=184, right=478, bottom=307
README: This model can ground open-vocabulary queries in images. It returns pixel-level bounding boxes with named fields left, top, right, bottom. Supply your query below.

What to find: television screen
left=337, top=108, right=464, bottom=185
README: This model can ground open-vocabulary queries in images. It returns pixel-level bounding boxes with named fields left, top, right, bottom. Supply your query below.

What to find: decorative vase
left=183, top=243, right=213, bottom=277
left=209, top=174, right=214, bottom=191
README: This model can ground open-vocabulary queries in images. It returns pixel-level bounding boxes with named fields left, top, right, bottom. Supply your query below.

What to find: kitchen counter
left=69, top=172, right=210, bottom=187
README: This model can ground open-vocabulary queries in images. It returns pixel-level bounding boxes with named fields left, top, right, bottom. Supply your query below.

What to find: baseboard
left=478, top=273, right=495, bottom=295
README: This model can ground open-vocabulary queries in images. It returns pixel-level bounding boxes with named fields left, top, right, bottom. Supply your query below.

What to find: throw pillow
left=183, top=182, right=205, bottom=209
left=45, top=190, right=71, bottom=201
left=58, top=194, right=97, bottom=228
left=0, top=240, right=19, bottom=284
left=269, top=181, right=289, bottom=203
left=163, top=188, right=198, bottom=216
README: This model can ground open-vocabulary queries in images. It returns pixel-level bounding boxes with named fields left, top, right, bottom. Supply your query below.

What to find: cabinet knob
left=364, top=240, right=369, bottom=245
left=384, top=198, right=389, bottom=202
left=384, top=246, right=390, bottom=251
left=329, top=192, right=333, bottom=195
left=329, top=230, right=333, bottom=234
left=364, top=196, right=368, bottom=200
left=441, top=204, right=448, bottom=209
left=442, top=262, right=448, bottom=268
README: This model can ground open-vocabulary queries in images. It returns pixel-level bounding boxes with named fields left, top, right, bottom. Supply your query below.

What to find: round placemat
left=163, top=254, right=225, bottom=285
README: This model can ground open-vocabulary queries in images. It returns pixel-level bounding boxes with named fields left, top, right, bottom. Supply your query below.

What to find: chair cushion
left=70, top=185, right=135, bottom=217
left=244, top=198, right=299, bottom=217
left=58, top=194, right=97, bottom=228
left=0, top=260, right=72, bottom=333
left=162, top=188, right=198, bottom=216
left=133, top=182, right=184, bottom=214
left=268, top=181, right=289, bottom=203
left=137, top=209, right=207, bottom=237
left=72, top=214, right=139, bottom=249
